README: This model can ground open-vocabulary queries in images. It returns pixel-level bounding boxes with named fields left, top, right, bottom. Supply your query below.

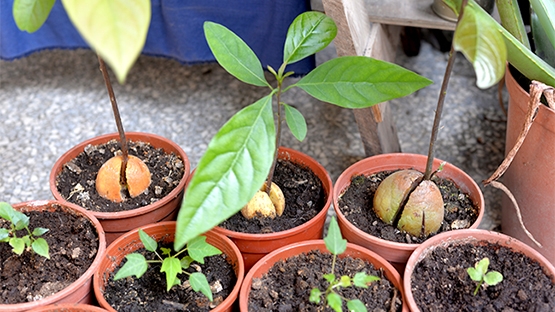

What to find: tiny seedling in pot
left=309, top=217, right=380, bottom=312
left=466, top=257, right=503, bottom=296
left=113, top=229, right=222, bottom=301
left=0, top=202, right=50, bottom=259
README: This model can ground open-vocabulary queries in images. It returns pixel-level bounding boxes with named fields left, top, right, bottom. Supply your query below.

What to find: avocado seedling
left=467, top=257, right=503, bottom=296
left=309, top=217, right=380, bottom=312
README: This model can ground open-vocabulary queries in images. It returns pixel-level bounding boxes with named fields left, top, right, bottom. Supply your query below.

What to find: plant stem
left=98, top=56, right=129, bottom=187
left=423, top=0, right=469, bottom=180
left=265, top=77, right=285, bottom=194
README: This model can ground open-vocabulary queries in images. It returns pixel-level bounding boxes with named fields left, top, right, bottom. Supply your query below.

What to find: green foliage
left=309, top=217, right=380, bottom=312
left=467, top=257, right=503, bottom=295
left=114, top=229, right=221, bottom=300
left=12, top=0, right=55, bottom=33
left=444, top=0, right=555, bottom=88
left=174, top=11, right=432, bottom=250
left=0, top=202, right=50, bottom=259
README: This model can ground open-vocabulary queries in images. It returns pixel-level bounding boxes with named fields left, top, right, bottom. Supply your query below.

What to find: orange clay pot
left=29, top=303, right=109, bottom=311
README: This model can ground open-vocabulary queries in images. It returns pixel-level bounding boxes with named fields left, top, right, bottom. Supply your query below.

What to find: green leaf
left=475, top=257, right=490, bottom=275
left=180, top=256, right=194, bottom=269
left=452, top=4, right=507, bottom=89
left=190, top=272, right=213, bottom=301
left=12, top=0, right=55, bottom=33
left=324, top=273, right=336, bottom=284
left=31, top=237, right=50, bottom=259
left=531, top=11, right=555, bottom=67
left=32, top=227, right=49, bottom=237
left=338, top=275, right=351, bottom=287
left=309, top=288, right=322, bottom=304
left=204, top=21, right=269, bottom=87
left=530, top=0, right=555, bottom=54
left=22, top=236, right=31, bottom=248
left=295, top=56, right=433, bottom=108
left=114, top=253, right=148, bottom=280
left=161, top=247, right=172, bottom=256
left=60, top=0, right=151, bottom=83
left=283, top=12, right=337, bottom=65
left=0, top=229, right=9, bottom=242
left=283, top=103, right=307, bottom=141
left=347, top=299, right=367, bottom=312
left=467, top=267, right=482, bottom=282
left=161, top=257, right=182, bottom=291
left=484, top=271, right=503, bottom=286
left=10, top=237, right=25, bottom=255
left=11, top=211, right=29, bottom=231
left=353, top=272, right=380, bottom=288
left=326, top=292, right=343, bottom=312
left=174, top=95, right=275, bottom=250
left=324, top=217, right=347, bottom=255
left=187, top=236, right=222, bottom=264
left=138, top=229, right=158, bottom=253
left=0, top=202, right=15, bottom=221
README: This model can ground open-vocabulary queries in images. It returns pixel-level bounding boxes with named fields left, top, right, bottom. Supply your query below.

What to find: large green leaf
left=12, top=0, right=55, bottom=33
left=204, top=21, right=269, bottom=87
left=531, top=0, right=555, bottom=52
left=174, top=95, right=276, bottom=250
left=294, top=56, right=433, bottom=108
left=283, top=12, right=337, bottom=65
left=452, top=4, right=507, bottom=89
left=61, top=0, right=151, bottom=84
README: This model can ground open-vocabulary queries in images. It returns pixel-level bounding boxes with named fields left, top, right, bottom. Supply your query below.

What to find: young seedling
left=0, top=202, right=50, bottom=259
left=113, top=229, right=222, bottom=301
left=466, top=257, right=503, bottom=296
left=309, top=217, right=380, bottom=312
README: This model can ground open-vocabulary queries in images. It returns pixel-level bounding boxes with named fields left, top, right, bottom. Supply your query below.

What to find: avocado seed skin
left=373, top=170, right=423, bottom=224
left=96, top=155, right=151, bottom=202
left=241, top=182, right=285, bottom=219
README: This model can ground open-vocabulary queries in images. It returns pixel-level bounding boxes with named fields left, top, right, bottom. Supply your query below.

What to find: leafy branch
left=467, top=257, right=503, bottom=296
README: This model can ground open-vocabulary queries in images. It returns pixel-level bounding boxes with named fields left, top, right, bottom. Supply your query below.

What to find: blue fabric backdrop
left=1, top=0, right=315, bottom=74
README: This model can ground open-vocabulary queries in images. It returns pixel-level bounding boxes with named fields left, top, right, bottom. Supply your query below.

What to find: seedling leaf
left=347, top=299, right=367, bottom=312
left=324, top=217, right=347, bottom=255
left=283, top=103, right=307, bottom=141
left=187, top=236, right=222, bottom=264
left=484, top=271, right=503, bottom=286
left=327, top=292, right=342, bottom=312
left=0, top=229, right=9, bottom=242
left=12, top=0, right=55, bottom=33
left=324, top=273, right=336, bottom=283
left=161, top=257, right=182, bottom=291
left=32, top=227, right=49, bottom=237
left=309, top=288, right=322, bottom=304
left=467, top=266, right=482, bottom=281
left=181, top=256, right=194, bottom=269
left=204, top=21, right=269, bottom=87
left=31, top=237, right=50, bottom=259
left=339, top=275, right=351, bottom=287
left=190, top=272, right=213, bottom=301
left=138, top=229, right=158, bottom=252
left=353, top=272, right=380, bottom=288
left=10, top=237, right=25, bottom=255
left=0, top=202, right=15, bottom=221
left=11, top=211, right=29, bottom=231
left=114, top=253, right=148, bottom=280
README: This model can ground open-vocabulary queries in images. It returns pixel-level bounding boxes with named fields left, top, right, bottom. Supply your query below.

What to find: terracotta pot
left=93, top=221, right=244, bottom=312
left=239, top=239, right=408, bottom=311
left=1, top=200, right=106, bottom=312
left=502, top=68, right=555, bottom=265
left=50, top=132, right=190, bottom=246
left=333, top=153, right=484, bottom=272
left=29, top=303, right=109, bottom=311
left=212, top=147, right=333, bottom=271
left=403, top=229, right=555, bottom=311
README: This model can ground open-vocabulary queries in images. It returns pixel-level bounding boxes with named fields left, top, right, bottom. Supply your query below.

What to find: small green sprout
left=467, top=257, right=503, bottom=295
left=113, top=229, right=222, bottom=301
left=0, top=202, right=50, bottom=259
left=309, top=217, right=380, bottom=312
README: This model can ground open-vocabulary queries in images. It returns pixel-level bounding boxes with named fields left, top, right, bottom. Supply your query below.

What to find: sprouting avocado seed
left=241, top=182, right=285, bottom=219
left=96, top=155, right=151, bottom=202
left=373, top=169, right=444, bottom=237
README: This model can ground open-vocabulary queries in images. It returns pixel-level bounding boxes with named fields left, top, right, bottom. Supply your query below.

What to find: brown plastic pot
left=502, top=68, right=555, bottom=265
left=211, top=146, right=333, bottom=271
left=403, top=229, right=555, bottom=311
left=50, top=132, right=190, bottom=246
left=1, top=200, right=106, bottom=312
left=93, top=221, right=244, bottom=312
left=333, top=153, right=484, bottom=272
left=29, top=303, right=109, bottom=311
left=239, top=239, right=408, bottom=311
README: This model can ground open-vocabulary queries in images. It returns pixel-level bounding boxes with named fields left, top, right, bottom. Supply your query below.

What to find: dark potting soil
left=0, top=205, right=99, bottom=304
left=103, top=242, right=237, bottom=312
left=337, top=170, right=479, bottom=244
left=248, top=249, right=403, bottom=311
left=218, top=158, right=326, bottom=234
left=411, top=241, right=555, bottom=311
left=56, top=139, right=185, bottom=212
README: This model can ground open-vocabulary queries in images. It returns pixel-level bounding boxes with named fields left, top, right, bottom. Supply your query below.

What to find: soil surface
left=56, top=139, right=185, bottom=212
left=0, top=205, right=99, bottom=304
left=103, top=242, right=237, bottom=311
left=248, top=249, right=403, bottom=311
left=337, top=170, right=479, bottom=244
left=411, top=241, right=555, bottom=311
left=218, top=158, right=326, bottom=234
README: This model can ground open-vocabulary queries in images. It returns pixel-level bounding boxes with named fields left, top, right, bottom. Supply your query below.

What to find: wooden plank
left=364, top=0, right=457, bottom=30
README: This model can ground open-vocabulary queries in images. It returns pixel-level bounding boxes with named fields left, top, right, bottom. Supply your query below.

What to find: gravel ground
left=0, top=37, right=505, bottom=230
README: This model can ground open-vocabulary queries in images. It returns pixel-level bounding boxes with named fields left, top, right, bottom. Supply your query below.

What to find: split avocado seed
left=95, top=155, right=151, bottom=203
left=373, top=169, right=444, bottom=237
left=241, top=182, right=285, bottom=219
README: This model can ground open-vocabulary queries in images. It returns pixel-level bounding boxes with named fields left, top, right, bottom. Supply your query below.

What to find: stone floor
left=0, top=34, right=506, bottom=230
